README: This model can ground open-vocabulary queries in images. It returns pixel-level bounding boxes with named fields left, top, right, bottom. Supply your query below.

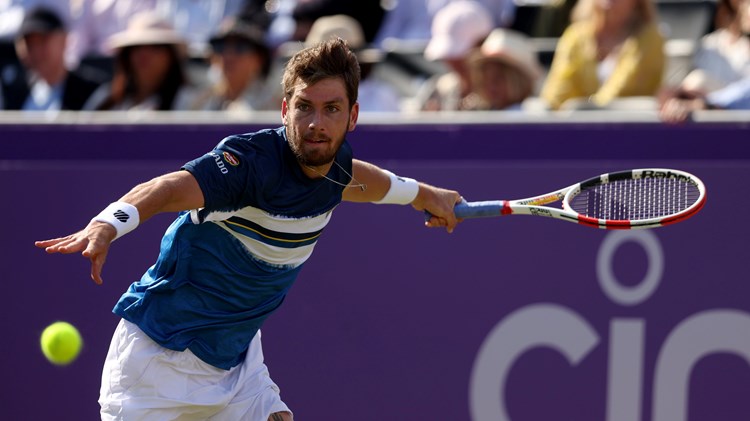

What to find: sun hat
left=424, top=0, right=494, bottom=61
left=106, top=11, right=186, bottom=51
left=304, top=14, right=383, bottom=63
left=473, top=28, right=542, bottom=82
left=18, top=7, right=66, bottom=37
left=306, top=15, right=365, bottom=48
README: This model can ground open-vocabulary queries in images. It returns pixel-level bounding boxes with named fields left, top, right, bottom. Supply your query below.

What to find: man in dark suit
left=1, top=7, right=106, bottom=111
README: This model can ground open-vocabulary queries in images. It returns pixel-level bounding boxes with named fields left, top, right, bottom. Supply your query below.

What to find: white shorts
left=99, top=319, right=290, bottom=420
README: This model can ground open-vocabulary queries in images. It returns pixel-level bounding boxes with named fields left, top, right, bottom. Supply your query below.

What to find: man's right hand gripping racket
left=430, top=169, right=706, bottom=229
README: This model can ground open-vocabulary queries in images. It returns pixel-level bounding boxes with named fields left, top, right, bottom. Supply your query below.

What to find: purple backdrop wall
left=2, top=121, right=749, bottom=420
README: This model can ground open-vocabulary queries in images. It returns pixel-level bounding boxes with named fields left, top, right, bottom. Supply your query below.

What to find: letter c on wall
left=470, top=303, right=600, bottom=421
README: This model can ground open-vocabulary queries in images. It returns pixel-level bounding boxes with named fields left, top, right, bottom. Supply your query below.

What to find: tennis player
left=35, top=38, right=462, bottom=421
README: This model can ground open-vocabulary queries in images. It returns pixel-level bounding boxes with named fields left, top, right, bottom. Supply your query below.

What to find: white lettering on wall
left=596, top=230, right=663, bottom=306
left=470, top=231, right=750, bottom=420
left=469, top=304, right=599, bottom=421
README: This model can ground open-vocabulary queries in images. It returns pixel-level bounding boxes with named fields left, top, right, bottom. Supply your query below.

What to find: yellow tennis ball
left=40, top=321, right=83, bottom=366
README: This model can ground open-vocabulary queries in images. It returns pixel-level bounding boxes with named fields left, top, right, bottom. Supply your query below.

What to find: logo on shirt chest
left=223, top=152, right=240, bottom=166
left=209, top=152, right=240, bottom=174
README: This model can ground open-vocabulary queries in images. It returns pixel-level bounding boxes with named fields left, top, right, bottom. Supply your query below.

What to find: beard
left=287, top=122, right=349, bottom=167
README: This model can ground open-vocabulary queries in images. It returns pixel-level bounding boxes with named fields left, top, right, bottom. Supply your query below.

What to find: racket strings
left=571, top=178, right=700, bottom=221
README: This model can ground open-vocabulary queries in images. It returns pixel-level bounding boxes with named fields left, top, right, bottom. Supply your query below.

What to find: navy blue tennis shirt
left=113, top=127, right=354, bottom=369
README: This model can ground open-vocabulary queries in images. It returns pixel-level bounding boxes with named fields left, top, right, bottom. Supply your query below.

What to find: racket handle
left=454, top=200, right=508, bottom=218
left=424, top=200, right=508, bottom=221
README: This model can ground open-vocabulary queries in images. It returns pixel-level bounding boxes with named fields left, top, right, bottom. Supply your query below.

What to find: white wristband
left=92, top=202, right=140, bottom=241
left=373, top=170, right=420, bottom=205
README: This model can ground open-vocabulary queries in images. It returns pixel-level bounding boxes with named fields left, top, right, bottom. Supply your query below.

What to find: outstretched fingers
left=35, top=234, right=86, bottom=254
left=36, top=224, right=115, bottom=285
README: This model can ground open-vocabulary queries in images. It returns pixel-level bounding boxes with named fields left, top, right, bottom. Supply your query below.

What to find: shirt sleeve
left=706, top=77, right=750, bottom=110
left=182, top=134, right=257, bottom=213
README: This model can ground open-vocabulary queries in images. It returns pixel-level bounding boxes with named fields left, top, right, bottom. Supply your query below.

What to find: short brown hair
left=281, top=37, right=360, bottom=109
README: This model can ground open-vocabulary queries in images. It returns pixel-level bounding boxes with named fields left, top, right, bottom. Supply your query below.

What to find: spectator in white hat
left=84, top=11, right=195, bottom=111
left=410, top=0, right=494, bottom=111
left=465, top=28, right=543, bottom=110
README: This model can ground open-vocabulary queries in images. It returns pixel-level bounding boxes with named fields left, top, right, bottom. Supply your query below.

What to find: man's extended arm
left=343, top=159, right=462, bottom=232
left=35, top=170, right=204, bottom=285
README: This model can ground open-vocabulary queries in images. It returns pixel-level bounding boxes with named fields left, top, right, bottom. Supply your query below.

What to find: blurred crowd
left=0, top=0, right=748, bottom=123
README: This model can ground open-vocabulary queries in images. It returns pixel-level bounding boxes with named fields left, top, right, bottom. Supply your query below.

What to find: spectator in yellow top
left=540, top=0, right=665, bottom=110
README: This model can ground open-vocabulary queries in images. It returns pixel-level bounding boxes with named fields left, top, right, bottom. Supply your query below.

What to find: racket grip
left=424, top=200, right=507, bottom=221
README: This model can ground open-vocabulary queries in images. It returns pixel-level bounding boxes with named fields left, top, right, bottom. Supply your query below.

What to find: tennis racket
left=432, top=168, right=706, bottom=229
